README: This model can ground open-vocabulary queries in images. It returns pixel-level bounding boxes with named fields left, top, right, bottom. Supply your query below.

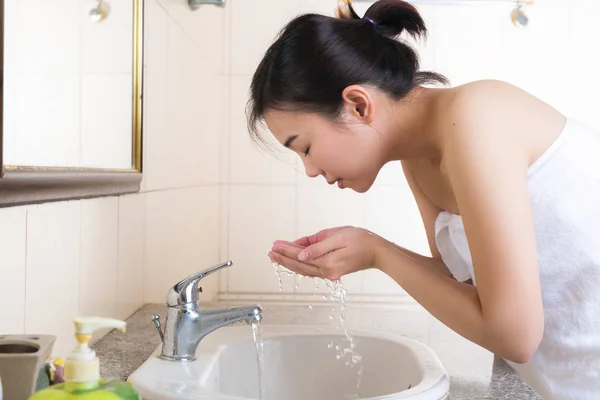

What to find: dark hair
left=246, top=0, right=448, bottom=144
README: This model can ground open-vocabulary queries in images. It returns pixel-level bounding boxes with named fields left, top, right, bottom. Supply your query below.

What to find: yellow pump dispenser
left=28, top=317, right=141, bottom=400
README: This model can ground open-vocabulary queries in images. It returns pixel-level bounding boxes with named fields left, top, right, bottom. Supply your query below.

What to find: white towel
left=434, top=118, right=600, bottom=400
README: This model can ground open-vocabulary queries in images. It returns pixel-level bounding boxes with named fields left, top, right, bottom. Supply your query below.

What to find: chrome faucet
left=151, top=261, right=263, bottom=361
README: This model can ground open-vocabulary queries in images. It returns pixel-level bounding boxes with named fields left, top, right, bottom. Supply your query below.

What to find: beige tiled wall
left=218, top=0, right=600, bottom=301
left=0, top=197, right=147, bottom=356
left=0, top=0, right=226, bottom=356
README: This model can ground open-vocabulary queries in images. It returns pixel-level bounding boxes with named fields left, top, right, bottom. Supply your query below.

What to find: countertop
left=94, top=302, right=541, bottom=399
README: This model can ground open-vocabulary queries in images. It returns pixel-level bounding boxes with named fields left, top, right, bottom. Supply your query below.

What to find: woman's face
left=264, top=108, right=386, bottom=193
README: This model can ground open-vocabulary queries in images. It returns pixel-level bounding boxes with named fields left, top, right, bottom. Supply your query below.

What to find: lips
left=326, top=178, right=345, bottom=189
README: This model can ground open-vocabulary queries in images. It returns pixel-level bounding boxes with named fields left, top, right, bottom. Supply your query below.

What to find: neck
left=384, top=86, right=445, bottom=161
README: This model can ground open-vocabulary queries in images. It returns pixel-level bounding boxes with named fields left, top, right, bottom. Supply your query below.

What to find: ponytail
left=336, top=0, right=427, bottom=40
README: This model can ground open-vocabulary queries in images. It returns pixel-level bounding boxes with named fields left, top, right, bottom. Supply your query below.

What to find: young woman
left=249, top=1, right=600, bottom=399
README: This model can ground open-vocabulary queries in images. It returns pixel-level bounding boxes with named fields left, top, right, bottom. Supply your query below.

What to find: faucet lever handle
left=166, top=260, right=233, bottom=306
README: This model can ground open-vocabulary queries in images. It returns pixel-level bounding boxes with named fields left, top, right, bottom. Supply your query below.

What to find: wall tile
left=80, top=198, right=119, bottom=319
left=140, top=0, right=169, bottom=192
left=220, top=74, right=232, bottom=183
left=4, top=73, right=80, bottom=167
left=230, top=0, right=301, bottom=75
left=144, top=186, right=221, bottom=303
left=156, top=0, right=226, bottom=74
left=219, top=185, right=230, bottom=294
left=297, top=0, right=337, bottom=15
left=229, top=119, right=297, bottom=184
left=81, top=74, right=133, bottom=169
left=433, top=2, right=570, bottom=107
left=80, top=0, right=134, bottom=74
left=26, top=202, right=81, bottom=357
left=222, top=0, right=232, bottom=74
left=117, top=194, right=146, bottom=320
left=230, top=75, right=251, bottom=121
left=432, top=4, right=516, bottom=86
left=144, top=20, right=221, bottom=190
left=0, top=207, right=27, bottom=334
left=227, top=185, right=296, bottom=293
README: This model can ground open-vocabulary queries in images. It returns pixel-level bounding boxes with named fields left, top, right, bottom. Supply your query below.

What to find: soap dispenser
left=29, top=317, right=141, bottom=400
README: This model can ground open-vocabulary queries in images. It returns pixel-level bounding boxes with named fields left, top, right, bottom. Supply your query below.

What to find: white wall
left=217, top=0, right=600, bottom=302
left=0, top=0, right=226, bottom=356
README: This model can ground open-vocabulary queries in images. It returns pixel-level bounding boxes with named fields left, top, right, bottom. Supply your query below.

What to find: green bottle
left=29, top=317, right=141, bottom=400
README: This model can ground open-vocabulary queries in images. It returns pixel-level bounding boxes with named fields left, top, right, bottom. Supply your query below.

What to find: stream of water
left=269, top=261, right=363, bottom=399
left=252, top=322, right=266, bottom=400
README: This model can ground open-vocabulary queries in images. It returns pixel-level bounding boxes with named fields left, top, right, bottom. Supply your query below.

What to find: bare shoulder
left=438, top=79, right=565, bottom=167
left=447, top=79, right=562, bottom=127
left=452, top=79, right=539, bottom=104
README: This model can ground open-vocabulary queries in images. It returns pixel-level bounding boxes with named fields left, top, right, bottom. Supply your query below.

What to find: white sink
left=128, top=325, right=449, bottom=400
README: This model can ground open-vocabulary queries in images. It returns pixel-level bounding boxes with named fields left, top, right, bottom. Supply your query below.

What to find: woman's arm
left=375, top=240, right=532, bottom=363
left=377, top=85, right=545, bottom=363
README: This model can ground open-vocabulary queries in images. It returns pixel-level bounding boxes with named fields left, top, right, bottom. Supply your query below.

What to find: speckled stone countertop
left=94, top=303, right=541, bottom=400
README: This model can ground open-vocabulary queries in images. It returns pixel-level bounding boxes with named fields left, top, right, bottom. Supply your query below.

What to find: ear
left=341, top=85, right=375, bottom=124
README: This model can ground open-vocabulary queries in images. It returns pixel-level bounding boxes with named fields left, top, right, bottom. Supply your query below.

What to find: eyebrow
left=283, top=135, right=298, bottom=148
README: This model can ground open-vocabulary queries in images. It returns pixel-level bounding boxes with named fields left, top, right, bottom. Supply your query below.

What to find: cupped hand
left=290, top=226, right=354, bottom=247
left=269, top=226, right=385, bottom=281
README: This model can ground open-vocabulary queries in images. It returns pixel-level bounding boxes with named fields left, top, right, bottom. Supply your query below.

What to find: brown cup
left=0, top=335, right=55, bottom=400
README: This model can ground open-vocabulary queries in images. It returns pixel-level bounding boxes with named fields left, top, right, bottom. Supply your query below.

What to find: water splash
left=252, top=322, right=266, bottom=400
left=272, top=261, right=295, bottom=291
left=322, top=278, right=363, bottom=398
left=270, top=261, right=363, bottom=398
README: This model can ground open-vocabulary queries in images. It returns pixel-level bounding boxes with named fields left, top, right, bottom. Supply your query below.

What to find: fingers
left=271, top=242, right=303, bottom=259
left=293, top=235, right=316, bottom=247
left=268, top=251, right=322, bottom=278
left=298, top=236, right=344, bottom=261
left=293, top=226, right=353, bottom=247
left=273, top=240, right=304, bottom=249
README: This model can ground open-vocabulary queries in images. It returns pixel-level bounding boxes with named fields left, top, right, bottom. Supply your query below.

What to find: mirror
left=0, top=0, right=143, bottom=207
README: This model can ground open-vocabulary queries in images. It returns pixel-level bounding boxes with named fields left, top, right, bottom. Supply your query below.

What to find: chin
left=349, top=179, right=375, bottom=193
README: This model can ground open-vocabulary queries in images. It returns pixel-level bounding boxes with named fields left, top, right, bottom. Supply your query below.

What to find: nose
left=302, top=159, right=321, bottom=179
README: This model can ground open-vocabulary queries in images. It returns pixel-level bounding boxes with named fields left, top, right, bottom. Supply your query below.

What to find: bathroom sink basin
left=128, top=325, right=449, bottom=400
